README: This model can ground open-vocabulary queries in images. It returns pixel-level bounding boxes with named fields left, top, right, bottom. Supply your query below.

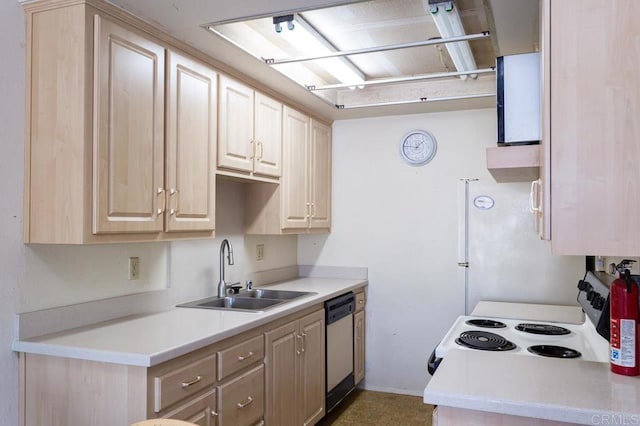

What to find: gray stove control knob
left=587, top=290, right=596, bottom=302
left=594, top=295, right=606, bottom=311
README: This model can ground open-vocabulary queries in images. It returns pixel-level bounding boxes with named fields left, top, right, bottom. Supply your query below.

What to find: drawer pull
left=359, top=300, right=364, bottom=304
left=180, top=375, right=202, bottom=389
left=237, top=351, right=254, bottom=361
left=237, top=396, right=254, bottom=409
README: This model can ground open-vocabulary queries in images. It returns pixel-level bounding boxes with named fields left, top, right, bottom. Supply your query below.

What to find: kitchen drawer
left=217, top=364, right=264, bottom=426
left=162, top=388, right=217, bottom=425
left=153, top=353, right=217, bottom=412
left=218, top=335, right=264, bottom=381
left=355, top=290, right=366, bottom=312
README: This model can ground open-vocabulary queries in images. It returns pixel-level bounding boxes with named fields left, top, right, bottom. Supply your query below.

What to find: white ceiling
left=107, top=0, right=539, bottom=121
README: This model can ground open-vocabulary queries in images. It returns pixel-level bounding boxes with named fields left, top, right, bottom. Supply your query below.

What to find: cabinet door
left=265, top=321, right=298, bottom=426
left=166, top=51, right=217, bottom=232
left=354, top=310, right=365, bottom=386
left=309, top=120, right=332, bottom=230
left=549, top=0, right=640, bottom=255
left=297, top=310, right=325, bottom=426
left=93, top=15, right=165, bottom=234
left=281, top=106, right=310, bottom=230
left=253, top=92, right=282, bottom=177
left=218, top=76, right=254, bottom=172
left=218, top=364, right=264, bottom=426
left=162, top=388, right=217, bottom=426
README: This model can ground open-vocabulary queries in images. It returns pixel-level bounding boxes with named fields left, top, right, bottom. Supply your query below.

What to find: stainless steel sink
left=177, top=296, right=284, bottom=312
left=176, top=289, right=316, bottom=312
left=235, top=289, right=316, bottom=300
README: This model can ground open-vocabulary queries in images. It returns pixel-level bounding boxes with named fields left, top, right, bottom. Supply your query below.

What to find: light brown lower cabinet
left=19, top=305, right=332, bottom=426
left=20, top=326, right=268, bottom=426
left=217, top=365, right=264, bottom=426
left=161, top=388, right=217, bottom=425
left=264, top=309, right=325, bottom=426
left=353, top=290, right=366, bottom=386
left=353, top=310, right=365, bottom=386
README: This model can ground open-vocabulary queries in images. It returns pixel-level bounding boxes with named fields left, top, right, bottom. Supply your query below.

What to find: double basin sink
left=177, top=289, right=317, bottom=313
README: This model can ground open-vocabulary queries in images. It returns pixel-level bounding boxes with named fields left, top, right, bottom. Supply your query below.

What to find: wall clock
left=400, top=130, right=437, bottom=166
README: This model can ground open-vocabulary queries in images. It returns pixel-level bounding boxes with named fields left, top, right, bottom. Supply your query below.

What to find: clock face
left=400, top=130, right=437, bottom=166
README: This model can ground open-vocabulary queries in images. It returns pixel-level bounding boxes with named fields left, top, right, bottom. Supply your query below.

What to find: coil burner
left=527, top=345, right=581, bottom=358
left=465, top=319, right=507, bottom=328
left=515, top=323, right=571, bottom=335
left=455, top=331, right=516, bottom=351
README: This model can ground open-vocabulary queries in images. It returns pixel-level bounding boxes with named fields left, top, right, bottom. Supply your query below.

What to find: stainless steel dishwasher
left=325, top=292, right=355, bottom=413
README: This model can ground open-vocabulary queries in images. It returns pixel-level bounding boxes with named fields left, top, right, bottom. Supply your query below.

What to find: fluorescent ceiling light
left=429, top=1, right=478, bottom=79
left=277, top=15, right=365, bottom=88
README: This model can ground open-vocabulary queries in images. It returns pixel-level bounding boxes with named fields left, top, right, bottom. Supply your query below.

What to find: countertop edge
left=424, top=388, right=605, bottom=425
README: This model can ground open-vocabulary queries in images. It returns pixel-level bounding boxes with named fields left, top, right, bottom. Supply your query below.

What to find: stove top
left=436, top=315, right=609, bottom=362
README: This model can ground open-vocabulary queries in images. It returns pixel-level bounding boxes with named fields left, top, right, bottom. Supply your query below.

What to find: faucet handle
left=228, top=283, right=242, bottom=294
left=246, top=280, right=253, bottom=290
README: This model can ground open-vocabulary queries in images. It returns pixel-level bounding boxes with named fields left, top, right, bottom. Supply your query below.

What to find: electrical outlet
left=128, top=257, right=140, bottom=280
left=256, top=244, right=265, bottom=261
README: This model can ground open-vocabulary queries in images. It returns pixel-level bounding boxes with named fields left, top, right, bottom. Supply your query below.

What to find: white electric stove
left=434, top=315, right=609, bottom=362
left=428, top=271, right=612, bottom=375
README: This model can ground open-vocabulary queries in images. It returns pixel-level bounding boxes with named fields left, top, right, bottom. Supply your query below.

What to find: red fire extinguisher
left=610, top=263, right=640, bottom=376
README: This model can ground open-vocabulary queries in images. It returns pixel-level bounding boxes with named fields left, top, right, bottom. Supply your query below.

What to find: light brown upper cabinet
left=281, top=107, right=332, bottom=231
left=165, top=51, right=217, bottom=233
left=23, top=2, right=217, bottom=243
left=92, top=16, right=166, bottom=235
left=541, top=0, right=640, bottom=255
left=245, top=107, right=331, bottom=234
left=218, top=75, right=282, bottom=181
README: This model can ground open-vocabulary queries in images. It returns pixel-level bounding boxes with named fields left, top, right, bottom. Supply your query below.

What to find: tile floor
left=319, top=389, right=434, bottom=425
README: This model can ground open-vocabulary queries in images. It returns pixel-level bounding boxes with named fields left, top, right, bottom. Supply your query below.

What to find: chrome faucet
left=217, top=239, right=234, bottom=297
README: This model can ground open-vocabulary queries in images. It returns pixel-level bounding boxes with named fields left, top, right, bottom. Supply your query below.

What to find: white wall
left=298, top=109, right=584, bottom=395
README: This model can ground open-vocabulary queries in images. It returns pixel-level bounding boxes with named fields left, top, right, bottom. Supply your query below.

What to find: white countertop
left=472, top=301, right=584, bottom=324
left=424, top=349, right=640, bottom=425
left=13, top=277, right=366, bottom=367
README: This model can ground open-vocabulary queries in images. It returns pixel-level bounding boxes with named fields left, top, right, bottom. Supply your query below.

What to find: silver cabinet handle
left=237, top=351, right=254, bottom=361
left=296, top=333, right=302, bottom=355
left=257, top=141, right=264, bottom=161
left=530, top=180, right=541, bottom=213
left=301, top=332, right=307, bottom=353
left=169, top=188, right=178, bottom=215
left=249, top=140, right=255, bottom=160
left=157, top=187, right=166, bottom=215
left=181, top=375, right=202, bottom=388
left=237, top=396, right=254, bottom=409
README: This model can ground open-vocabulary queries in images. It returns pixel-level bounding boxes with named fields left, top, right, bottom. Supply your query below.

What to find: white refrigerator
left=457, top=178, right=585, bottom=315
